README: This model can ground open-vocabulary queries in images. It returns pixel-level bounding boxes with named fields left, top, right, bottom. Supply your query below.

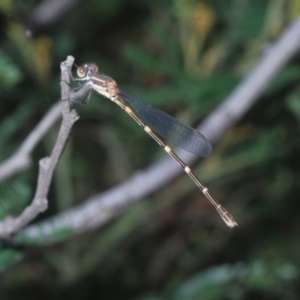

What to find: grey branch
left=18, top=17, right=300, bottom=242
left=28, top=0, right=79, bottom=29
left=198, top=19, right=300, bottom=142
left=0, top=103, right=61, bottom=182
left=0, top=56, right=79, bottom=238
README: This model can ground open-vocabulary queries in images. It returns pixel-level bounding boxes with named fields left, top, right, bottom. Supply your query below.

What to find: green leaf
left=0, top=49, right=23, bottom=89
left=123, top=45, right=184, bottom=79
left=0, top=180, right=31, bottom=220
left=0, top=248, right=23, bottom=272
left=286, top=93, right=300, bottom=120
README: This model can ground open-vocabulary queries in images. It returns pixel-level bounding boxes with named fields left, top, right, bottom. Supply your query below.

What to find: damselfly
left=71, top=63, right=237, bottom=228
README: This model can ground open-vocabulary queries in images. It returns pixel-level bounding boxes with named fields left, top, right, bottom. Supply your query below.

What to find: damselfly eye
left=77, top=66, right=88, bottom=78
left=89, top=63, right=98, bottom=73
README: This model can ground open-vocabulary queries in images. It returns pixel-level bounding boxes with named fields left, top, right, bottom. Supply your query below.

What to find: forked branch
left=0, top=56, right=78, bottom=238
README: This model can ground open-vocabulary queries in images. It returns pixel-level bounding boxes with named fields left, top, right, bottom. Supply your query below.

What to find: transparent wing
left=118, top=90, right=212, bottom=157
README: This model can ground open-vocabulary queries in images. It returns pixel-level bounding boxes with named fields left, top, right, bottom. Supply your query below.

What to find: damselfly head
left=77, top=63, right=99, bottom=78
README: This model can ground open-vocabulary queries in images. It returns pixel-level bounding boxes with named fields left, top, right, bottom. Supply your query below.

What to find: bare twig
left=0, top=56, right=79, bottom=237
left=198, top=17, right=300, bottom=142
left=28, top=0, right=79, bottom=30
left=0, top=103, right=61, bottom=182
left=17, top=17, right=300, bottom=242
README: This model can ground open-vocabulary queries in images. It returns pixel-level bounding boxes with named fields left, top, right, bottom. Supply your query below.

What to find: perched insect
left=71, top=63, right=237, bottom=228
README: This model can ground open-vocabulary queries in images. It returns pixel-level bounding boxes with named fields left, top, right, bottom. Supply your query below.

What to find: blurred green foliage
left=0, top=0, right=300, bottom=299
left=0, top=49, right=22, bottom=89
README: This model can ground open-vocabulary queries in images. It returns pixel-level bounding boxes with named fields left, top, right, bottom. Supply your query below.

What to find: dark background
left=1, top=0, right=300, bottom=299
